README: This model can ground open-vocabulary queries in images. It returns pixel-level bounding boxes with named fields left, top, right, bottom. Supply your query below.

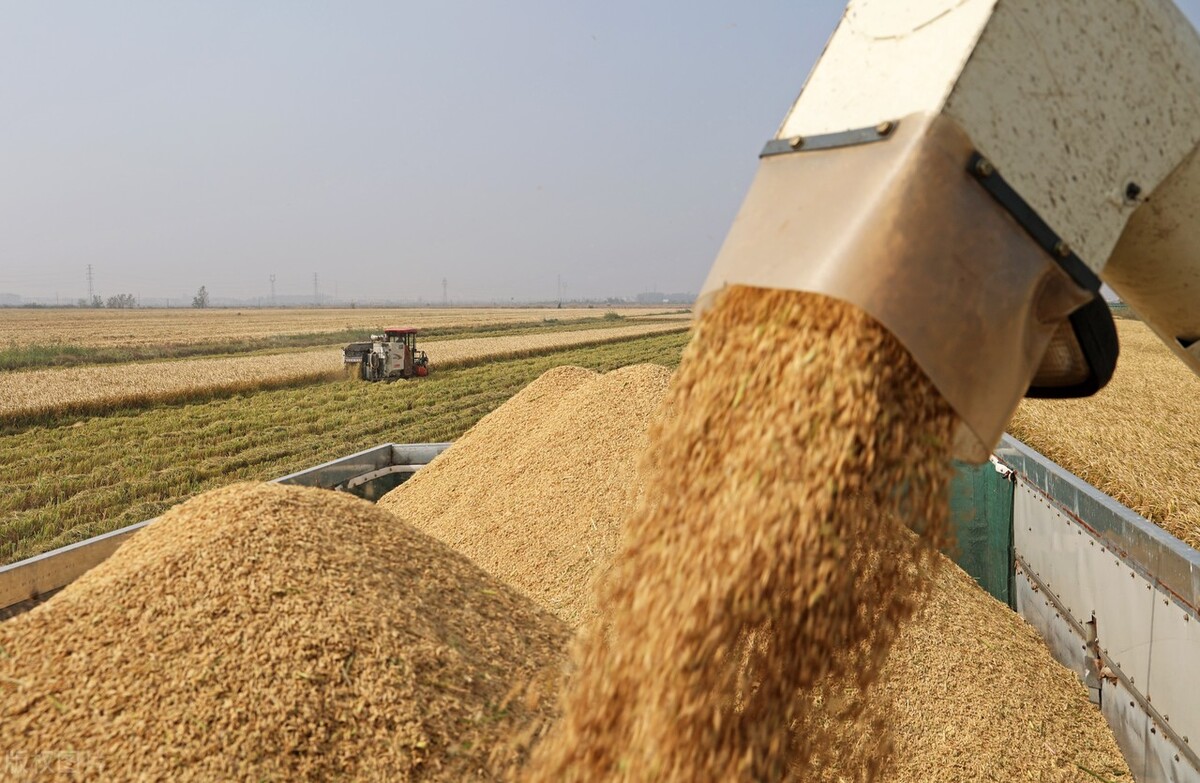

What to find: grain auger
left=701, top=0, right=1200, bottom=462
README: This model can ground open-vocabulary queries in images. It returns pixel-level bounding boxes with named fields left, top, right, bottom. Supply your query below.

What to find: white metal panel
left=1014, top=563, right=1093, bottom=685
left=1014, top=479, right=1157, bottom=690
left=779, top=0, right=997, bottom=137
left=1147, top=586, right=1200, bottom=750
left=943, top=0, right=1200, bottom=271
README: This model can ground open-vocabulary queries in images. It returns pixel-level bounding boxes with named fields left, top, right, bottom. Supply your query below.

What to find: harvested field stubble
left=1010, top=318, right=1200, bottom=550
left=526, top=287, right=961, bottom=780
left=0, top=322, right=687, bottom=425
left=0, top=483, right=569, bottom=781
left=0, top=330, right=690, bottom=564
left=0, top=307, right=660, bottom=348
left=379, top=363, right=673, bottom=627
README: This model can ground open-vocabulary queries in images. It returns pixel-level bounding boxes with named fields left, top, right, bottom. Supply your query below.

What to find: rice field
left=0, top=330, right=690, bottom=563
left=1010, top=318, right=1200, bottom=551
left=0, top=306, right=668, bottom=348
left=0, top=322, right=688, bottom=426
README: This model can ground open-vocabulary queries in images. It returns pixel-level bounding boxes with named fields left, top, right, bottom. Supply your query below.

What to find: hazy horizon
left=0, top=1, right=847, bottom=305
left=4, top=1, right=1200, bottom=306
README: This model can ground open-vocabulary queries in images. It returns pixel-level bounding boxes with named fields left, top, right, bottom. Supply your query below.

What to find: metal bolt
left=1054, top=240, right=1072, bottom=258
left=1125, top=182, right=1142, bottom=202
left=875, top=120, right=895, bottom=136
left=974, top=157, right=995, bottom=177
left=789, top=136, right=805, bottom=150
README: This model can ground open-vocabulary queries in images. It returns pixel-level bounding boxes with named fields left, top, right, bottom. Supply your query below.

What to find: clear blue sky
left=2, top=1, right=1199, bottom=304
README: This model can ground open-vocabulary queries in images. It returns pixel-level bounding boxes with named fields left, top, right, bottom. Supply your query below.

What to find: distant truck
left=343, top=327, right=429, bottom=381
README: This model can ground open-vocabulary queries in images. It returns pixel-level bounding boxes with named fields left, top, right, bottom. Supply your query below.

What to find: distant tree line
left=74, top=294, right=137, bottom=308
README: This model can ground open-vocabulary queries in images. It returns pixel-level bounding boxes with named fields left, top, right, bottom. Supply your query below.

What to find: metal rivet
left=1054, top=240, right=1072, bottom=258
left=789, top=136, right=805, bottom=150
left=974, top=157, right=995, bottom=177
left=875, top=120, right=894, bottom=136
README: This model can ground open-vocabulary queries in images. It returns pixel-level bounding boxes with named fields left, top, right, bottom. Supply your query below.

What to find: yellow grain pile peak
left=806, top=558, right=1131, bottom=781
left=0, top=482, right=568, bottom=782
left=379, top=363, right=673, bottom=628
left=525, top=287, right=961, bottom=780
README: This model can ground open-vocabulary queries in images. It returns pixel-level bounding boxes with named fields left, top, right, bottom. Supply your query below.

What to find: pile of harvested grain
left=370, top=327, right=1129, bottom=781
left=524, top=288, right=961, bottom=780
left=0, top=483, right=568, bottom=782
left=379, top=363, right=673, bottom=628
left=1011, top=318, right=1200, bottom=550
left=803, top=558, right=1131, bottom=782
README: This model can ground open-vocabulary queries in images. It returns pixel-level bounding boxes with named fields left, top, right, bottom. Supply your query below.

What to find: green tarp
left=946, top=460, right=1015, bottom=607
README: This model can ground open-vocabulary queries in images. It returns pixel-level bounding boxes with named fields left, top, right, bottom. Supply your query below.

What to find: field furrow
left=0, top=322, right=688, bottom=424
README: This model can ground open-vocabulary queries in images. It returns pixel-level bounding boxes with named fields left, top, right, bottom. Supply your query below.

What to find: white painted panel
left=944, top=0, right=1200, bottom=270
left=1014, top=479, right=1156, bottom=691
left=1100, top=677, right=1155, bottom=783
left=1014, top=565, right=1092, bottom=683
left=1148, top=587, right=1200, bottom=751
left=780, top=0, right=997, bottom=137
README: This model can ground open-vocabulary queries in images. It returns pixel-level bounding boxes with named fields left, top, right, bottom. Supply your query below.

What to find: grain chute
left=702, top=0, right=1200, bottom=463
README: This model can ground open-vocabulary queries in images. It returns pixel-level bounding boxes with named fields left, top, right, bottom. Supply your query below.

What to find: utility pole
left=313, top=273, right=319, bottom=306
left=86, top=264, right=94, bottom=302
left=442, top=277, right=448, bottom=306
left=557, top=274, right=562, bottom=307
left=269, top=274, right=276, bottom=306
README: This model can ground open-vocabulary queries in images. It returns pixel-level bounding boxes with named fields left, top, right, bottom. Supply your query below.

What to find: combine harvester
left=342, top=327, right=430, bottom=381
left=4, top=0, right=1200, bottom=779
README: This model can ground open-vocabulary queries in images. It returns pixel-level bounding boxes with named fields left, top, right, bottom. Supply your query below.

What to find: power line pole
left=442, top=277, right=448, bottom=306
left=313, top=273, right=319, bottom=306
left=269, top=274, right=276, bottom=306
left=86, top=264, right=94, bottom=301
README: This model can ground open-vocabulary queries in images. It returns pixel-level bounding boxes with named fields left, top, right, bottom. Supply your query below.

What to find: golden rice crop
left=0, top=323, right=688, bottom=423
left=0, top=307, right=665, bottom=348
left=1010, top=318, right=1200, bottom=551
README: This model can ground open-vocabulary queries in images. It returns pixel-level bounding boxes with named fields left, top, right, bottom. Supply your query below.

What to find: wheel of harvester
left=416, top=365, right=429, bottom=377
